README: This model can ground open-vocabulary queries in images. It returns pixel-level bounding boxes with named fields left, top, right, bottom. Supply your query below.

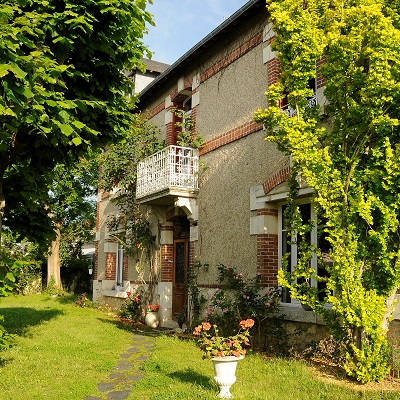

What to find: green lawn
left=0, top=294, right=133, bottom=400
left=130, top=335, right=400, bottom=400
left=0, top=295, right=399, bottom=400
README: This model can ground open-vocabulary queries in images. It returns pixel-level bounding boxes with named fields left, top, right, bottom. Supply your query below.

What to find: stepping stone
left=136, top=355, right=149, bottom=361
left=84, top=397, right=102, bottom=400
left=109, top=373, right=125, bottom=380
left=114, top=362, right=132, bottom=371
left=106, top=390, right=131, bottom=400
left=120, top=353, right=131, bottom=358
left=98, top=382, right=118, bottom=392
left=126, top=347, right=139, bottom=353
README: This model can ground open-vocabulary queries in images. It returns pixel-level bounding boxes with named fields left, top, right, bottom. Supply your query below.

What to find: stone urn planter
left=144, top=311, right=160, bottom=328
left=211, top=355, right=244, bottom=398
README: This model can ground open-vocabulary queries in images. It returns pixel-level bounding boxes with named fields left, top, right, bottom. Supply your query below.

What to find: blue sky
left=144, top=0, right=249, bottom=65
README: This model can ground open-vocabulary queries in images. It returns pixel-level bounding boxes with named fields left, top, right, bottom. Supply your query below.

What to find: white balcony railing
left=282, top=93, right=317, bottom=117
left=136, top=145, right=199, bottom=200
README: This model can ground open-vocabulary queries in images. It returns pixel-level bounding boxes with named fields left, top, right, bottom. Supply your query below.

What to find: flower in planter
left=193, top=319, right=254, bottom=359
left=147, top=303, right=160, bottom=312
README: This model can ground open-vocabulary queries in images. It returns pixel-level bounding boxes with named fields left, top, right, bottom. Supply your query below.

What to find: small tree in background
left=255, top=0, right=400, bottom=382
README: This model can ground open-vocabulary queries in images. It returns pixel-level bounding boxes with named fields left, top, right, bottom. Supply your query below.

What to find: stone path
left=84, top=330, right=159, bottom=400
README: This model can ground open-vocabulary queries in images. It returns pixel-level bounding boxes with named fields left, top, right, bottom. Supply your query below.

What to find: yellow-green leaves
left=256, top=0, right=400, bottom=382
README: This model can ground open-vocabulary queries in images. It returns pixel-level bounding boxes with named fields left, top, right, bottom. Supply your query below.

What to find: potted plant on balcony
left=193, top=319, right=254, bottom=398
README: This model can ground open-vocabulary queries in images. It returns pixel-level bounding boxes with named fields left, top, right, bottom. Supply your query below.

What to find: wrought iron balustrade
left=136, top=145, right=199, bottom=200
left=282, top=93, right=317, bottom=117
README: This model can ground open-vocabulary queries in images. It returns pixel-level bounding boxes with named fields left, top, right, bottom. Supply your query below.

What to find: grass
left=128, top=335, right=400, bottom=400
left=0, top=294, right=133, bottom=400
left=1, top=294, right=399, bottom=400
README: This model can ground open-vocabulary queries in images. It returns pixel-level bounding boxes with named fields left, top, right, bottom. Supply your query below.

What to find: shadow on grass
left=168, top=368, right=215, bottom=390
left=0, top=307, right=64, bottom=336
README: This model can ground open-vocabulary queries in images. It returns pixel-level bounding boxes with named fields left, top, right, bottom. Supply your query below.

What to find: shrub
left=206, top=263, right=292, bottom=355
left=75, top=292, right=92, bottom=308
left=119, top=291, right=143, bottom=322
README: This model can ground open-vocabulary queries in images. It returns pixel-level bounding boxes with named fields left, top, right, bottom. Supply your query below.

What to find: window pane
left=175, top=242, right=185, bottom=284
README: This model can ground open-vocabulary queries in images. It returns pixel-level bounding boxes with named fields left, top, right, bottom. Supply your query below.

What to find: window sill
left=102, top=290, right=129, bottom=299
left=279, top=304, right=326, bottom=325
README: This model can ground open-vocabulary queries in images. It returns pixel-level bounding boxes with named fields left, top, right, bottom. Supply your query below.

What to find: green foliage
left=45, top=275, right=62, bottom=296
left=75, top=292, right=92, bottom=308
left=187, top=259, right=208, bottom=329
left=172, top=108, right=205, bottom=149
left=255, top=0, right=400, bottom=382
left=118, top=290, right=143, bottom=322
left=0, top=315, right=15, bottom=351
left=61, top=257, right=92, bottom=294
left=206, top=264, right=290, bottom=355
left=99, top=115, right=164, bottom=255
left=0, top=255, right=19, bottom=298
left=0, top=232, right=42, bottom=294
left=0, top=0, right=152, bottom=245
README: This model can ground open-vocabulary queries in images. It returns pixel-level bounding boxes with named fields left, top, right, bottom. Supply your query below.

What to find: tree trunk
left=47, top=223, right=62, bottom=289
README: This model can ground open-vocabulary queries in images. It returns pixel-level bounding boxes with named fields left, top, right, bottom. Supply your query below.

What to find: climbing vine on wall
left=255, top=0, right=400, bottom=382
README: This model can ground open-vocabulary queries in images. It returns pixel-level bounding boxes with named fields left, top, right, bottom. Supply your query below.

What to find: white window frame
left=116, top=243, right=125, bottom=289
left=278, top=200, right=319, bottom=306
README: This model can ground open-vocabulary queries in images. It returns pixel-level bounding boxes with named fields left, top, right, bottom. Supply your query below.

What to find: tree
left=0, top=0, right=153, bottom=246
left=255, top=0, right=400, bottom=382
left=46, top=158, right=97, bottom=288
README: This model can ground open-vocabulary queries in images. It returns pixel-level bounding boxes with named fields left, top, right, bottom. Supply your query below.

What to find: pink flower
left=265, top=302, right=270, bottom=307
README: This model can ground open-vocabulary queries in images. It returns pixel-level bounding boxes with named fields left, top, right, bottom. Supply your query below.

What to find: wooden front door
left=172, top=238, right=189, bottom=317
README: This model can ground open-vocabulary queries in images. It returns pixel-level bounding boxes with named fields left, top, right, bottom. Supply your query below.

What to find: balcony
left=136, top=145, right=199, bottom=205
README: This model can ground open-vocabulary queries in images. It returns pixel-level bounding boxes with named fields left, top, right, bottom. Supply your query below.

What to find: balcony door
left=172, top=238, right=189, bottom=317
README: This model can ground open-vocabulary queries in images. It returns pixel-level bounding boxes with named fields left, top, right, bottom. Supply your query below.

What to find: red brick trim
left=105, top=253, right=116, bottom=280
left=146, top=101, right=165, bottom=119
left=161, top=244, right=173, bottom=282
left=200, top=120, right=263, bottom=155
left=262, top=165, right=290, bottom=194
left=200, top=32, right=263, bottom=83
left=267, top=57, right=281, bottom=88
left=257, top=233, right=278, bottom=286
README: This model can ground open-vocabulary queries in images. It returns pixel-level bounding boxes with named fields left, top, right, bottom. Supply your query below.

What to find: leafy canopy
left=0, top=0, right=153, bottom=244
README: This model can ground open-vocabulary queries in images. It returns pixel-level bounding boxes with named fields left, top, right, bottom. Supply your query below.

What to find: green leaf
left=0, top=64, right=10, bottom=77
left=71, top=137, right=82, bottom=145
left=10, top=63, right=27, bottom=79
left=59, top=124, right=74, bottom=136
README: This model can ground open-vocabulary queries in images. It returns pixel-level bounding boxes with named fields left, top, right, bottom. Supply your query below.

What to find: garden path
left=84, top=330, right=161, bottom=400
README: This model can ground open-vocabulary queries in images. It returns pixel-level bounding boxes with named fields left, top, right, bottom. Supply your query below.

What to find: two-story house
left=93, top=0, right=400, bottom=336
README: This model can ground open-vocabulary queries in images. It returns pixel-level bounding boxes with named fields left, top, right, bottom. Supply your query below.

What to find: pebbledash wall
left=93, top=0, right=400, bottom=330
